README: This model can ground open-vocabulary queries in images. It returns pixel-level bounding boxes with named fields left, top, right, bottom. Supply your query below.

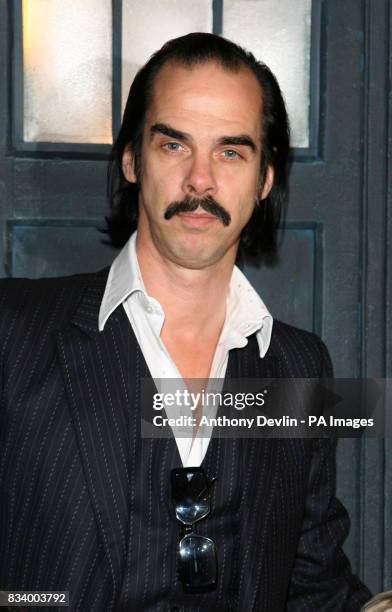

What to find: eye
left=222, top=149, right=241, bottom=159
left=163, top=142, right=183, bottom=152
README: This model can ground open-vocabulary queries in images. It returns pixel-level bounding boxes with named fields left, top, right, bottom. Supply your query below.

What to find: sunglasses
left=171, top=467, right=218, bottom=593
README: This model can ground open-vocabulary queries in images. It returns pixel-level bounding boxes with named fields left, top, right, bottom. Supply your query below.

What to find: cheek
left=142, top=149, right=183, bottom=187
left=139, top=159, right=166, bottom=199
left=238, top=199, right=257, bottom=228
left=140, top=166, right=183, bottom=214
left=219, top=165, right=259, bottom=201
left=233, top=182, right=258, bottom=220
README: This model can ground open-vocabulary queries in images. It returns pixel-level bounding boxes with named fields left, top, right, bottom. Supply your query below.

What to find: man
left=0, top=33, right=371, bottom=611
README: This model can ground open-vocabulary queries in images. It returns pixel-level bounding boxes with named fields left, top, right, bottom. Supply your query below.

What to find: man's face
left=123, top=60, right=273, bottom=269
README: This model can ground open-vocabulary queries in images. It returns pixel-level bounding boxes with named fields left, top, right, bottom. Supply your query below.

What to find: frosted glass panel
left=122, top=0, right=212, bottom=112
left=223, top=0, right=312, bottom=148
left=23, top=0, right=112, bottom=144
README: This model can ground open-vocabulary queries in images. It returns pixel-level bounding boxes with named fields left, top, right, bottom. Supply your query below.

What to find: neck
left=135, top=235, right=236, bottom=341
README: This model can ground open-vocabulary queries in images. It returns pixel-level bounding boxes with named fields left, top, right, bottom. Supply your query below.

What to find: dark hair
left=106, top=32, right=290, bottom=256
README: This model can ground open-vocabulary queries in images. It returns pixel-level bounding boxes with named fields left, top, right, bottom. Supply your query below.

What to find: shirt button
left=146, top=305, right=153, bottom=313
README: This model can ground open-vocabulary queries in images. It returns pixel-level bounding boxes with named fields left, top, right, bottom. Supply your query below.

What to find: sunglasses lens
left=178, top=534, right=217, bottom=590
left=172, top=470, right=210, bottom=524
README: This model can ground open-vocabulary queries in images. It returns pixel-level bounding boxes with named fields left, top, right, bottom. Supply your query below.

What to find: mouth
left=177, top=210, right=218, bottom=227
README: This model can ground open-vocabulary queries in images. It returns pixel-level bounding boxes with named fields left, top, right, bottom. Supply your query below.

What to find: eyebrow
left=150, top=123, right=257, bottom=152
left=150, top=123, right=189, bottom=142
left=217, top=135, right=257, bottom=152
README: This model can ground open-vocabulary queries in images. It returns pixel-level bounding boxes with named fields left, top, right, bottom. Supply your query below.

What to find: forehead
left=146, top=60, right=263, bottom=140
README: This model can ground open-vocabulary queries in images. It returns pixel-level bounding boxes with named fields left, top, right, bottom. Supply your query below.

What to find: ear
left=122, top=148, right=137, bottom=183
left=259, top=164, right=274, bottom=200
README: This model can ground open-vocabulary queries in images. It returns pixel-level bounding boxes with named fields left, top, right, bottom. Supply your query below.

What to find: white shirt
left=99, top=232, right=273, bottom=467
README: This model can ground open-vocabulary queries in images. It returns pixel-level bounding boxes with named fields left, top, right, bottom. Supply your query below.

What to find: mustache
left=164, top=196, right=231, bottom=226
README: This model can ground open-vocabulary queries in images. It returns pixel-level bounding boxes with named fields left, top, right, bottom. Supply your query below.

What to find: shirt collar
left=225, top=265, right=273, bottom=358
left=99, top=232, right=273, bottom=358
left=99, top=231, right=148, bottom=331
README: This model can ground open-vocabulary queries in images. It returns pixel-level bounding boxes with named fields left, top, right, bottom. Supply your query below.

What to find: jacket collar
left=70, top=268, right=111, bottom=336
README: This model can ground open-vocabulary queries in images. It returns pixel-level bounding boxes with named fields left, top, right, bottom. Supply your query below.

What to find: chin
left=153, top=228, right=235, bottom=269
left=168, top=243, right=225, bottom=270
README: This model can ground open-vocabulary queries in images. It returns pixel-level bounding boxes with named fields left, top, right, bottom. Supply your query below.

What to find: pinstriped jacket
left=0, top=270, right=371, bottom=611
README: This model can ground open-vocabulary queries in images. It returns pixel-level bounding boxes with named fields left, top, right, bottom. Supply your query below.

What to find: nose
left=182, top=152, right=217, bottom=198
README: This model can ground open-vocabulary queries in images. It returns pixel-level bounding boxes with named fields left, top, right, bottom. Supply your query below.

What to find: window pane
left=223, top=0, right=312, bottom=148
left=22, top=0, right=112, bottom=144
left=122, top=0, right=212, bottom=112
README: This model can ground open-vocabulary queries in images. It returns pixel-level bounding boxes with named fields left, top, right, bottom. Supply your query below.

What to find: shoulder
left=269, top=319, right=333, bottom=377
left=0, top=268, right=109, bottom=343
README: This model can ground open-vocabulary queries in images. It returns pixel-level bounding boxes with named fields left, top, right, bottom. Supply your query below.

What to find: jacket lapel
left=55, top=272, right=130, bottom=600
left=224, top=334, right=286, bottom=609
